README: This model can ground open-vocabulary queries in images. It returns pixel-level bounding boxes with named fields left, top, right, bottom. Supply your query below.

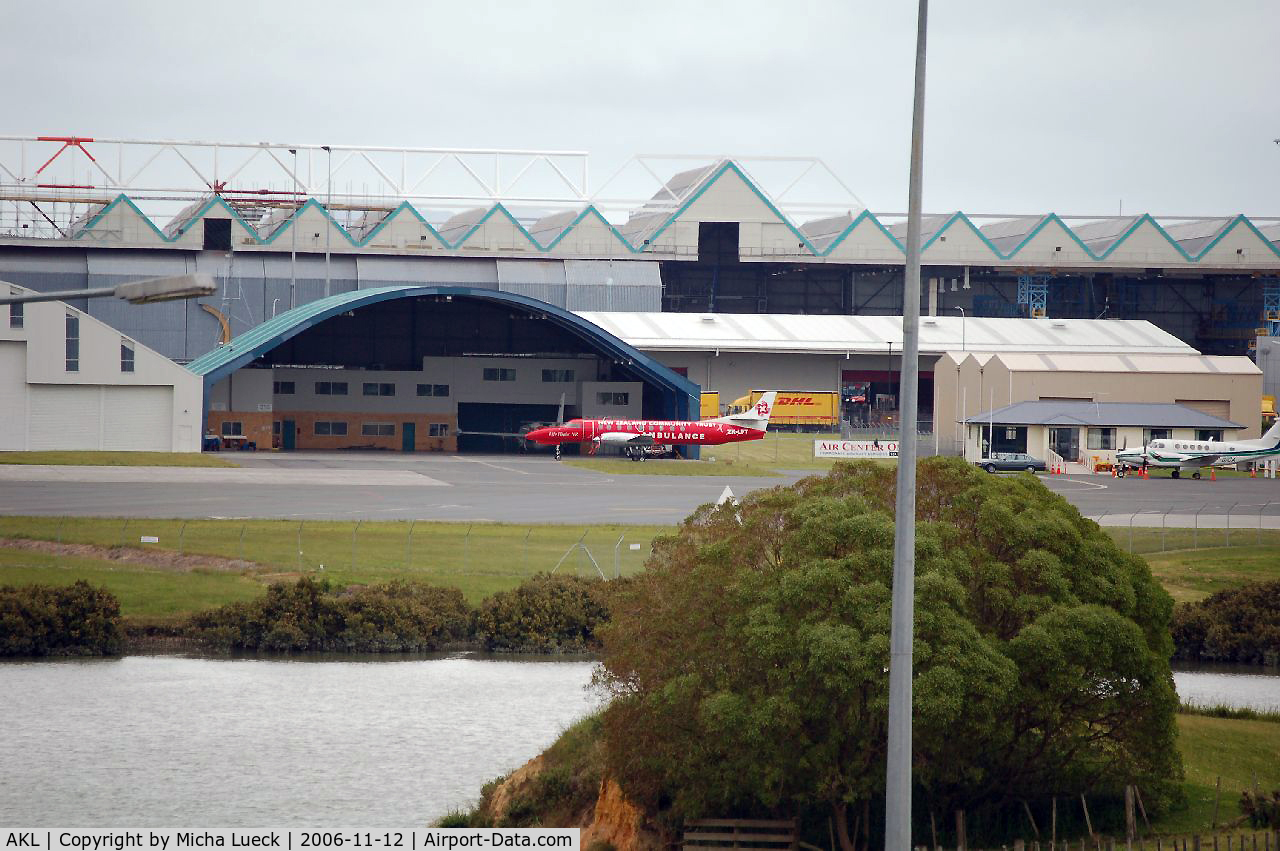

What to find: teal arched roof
left=186, top=285, right=701, bottom=420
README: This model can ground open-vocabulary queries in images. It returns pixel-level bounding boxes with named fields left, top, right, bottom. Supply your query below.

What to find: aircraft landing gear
left=554, top=445, right=561, bottom=461
left=1191, top=471, right=1201, bottom=480
left=1172, top=469, right=1180, bottom=479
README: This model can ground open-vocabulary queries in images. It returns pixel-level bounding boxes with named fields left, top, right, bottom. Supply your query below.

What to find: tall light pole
left=322, top=145, right=332, bottom=299
left=288, top=148, right=298, bottom=310
left=886, top=0, right=929, bottom=848
left=954, top=305, right=965, bottom=351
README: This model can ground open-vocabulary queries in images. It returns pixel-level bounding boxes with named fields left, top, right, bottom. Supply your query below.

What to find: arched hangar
left=186, top=285, right=700, bottom=454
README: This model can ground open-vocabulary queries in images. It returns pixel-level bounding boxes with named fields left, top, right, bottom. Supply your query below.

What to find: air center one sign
left=814, top=440, right=900, bottom=458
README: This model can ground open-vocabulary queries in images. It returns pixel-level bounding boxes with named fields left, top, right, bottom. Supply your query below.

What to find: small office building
left=962, top=401, right=1243, bottom=469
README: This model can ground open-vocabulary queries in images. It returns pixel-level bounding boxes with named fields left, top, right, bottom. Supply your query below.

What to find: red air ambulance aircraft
left=525, top=391, right=777, bottom=460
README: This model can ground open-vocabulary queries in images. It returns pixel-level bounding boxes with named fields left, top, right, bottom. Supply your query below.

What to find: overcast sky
left=8, top=0, right=1278, bottom=218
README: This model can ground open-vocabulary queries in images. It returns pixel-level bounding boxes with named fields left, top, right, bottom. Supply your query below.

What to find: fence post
left=463, top=523, right=473, bottom=573
left=1129, top=512, right=1137, bottom=552
left=57, top=516, right=64, bottom=546
left=614, top=534, right=625, bottom=579
left=297, top=521, right=304, bottom=571
left=239, top=523, right=246, bottom=562
left=352, top=520, right=361, bottom=570
left=523, top=527, right=532, bottom=572
left=406, top=520, right=414, bottom=569
left=1259, top=501, right=1268, bottom=546
left=119, top=518, right=129, bottom=548
left=1194, top=505, right=1204, bottom=548
left=1161, top=509, right=1167, bottom=552
left=179, top=520, right=188, bottom=556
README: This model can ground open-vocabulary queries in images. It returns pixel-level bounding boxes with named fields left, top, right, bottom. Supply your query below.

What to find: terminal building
left=0, top=136, right=1272, bottom=457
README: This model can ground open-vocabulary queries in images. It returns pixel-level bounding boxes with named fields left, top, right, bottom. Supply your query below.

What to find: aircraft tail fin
left=717, top=391, right=776, bottom=431
left=1262, top=420, right=1280, bottom=447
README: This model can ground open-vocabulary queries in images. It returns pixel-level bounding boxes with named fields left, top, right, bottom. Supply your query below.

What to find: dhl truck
left=729, top=390, right=840, bottom=432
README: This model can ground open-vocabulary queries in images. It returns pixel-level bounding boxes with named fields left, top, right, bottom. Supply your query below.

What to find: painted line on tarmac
left=450, top=456, right=531, bottom=475
left=1045, top=477, right=1109, bottom=491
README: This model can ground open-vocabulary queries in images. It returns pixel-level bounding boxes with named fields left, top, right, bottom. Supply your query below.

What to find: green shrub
left=0, top=580, right=123, bottom=656
left=190, top=577, right=471, bottom=652
left=474, top=573, right=611, bottom=652
left=1172, top=580, right=1280, bottom=665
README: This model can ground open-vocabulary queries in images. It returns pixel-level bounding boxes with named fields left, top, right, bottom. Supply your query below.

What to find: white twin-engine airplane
left=1114, top=421, right=1280, bottom=479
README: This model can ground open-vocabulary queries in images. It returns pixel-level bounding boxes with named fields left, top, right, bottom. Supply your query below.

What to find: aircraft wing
left=597, top=431, right=655, bottom=446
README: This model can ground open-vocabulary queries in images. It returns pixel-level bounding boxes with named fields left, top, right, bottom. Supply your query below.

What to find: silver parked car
left=978, top=452, right=1047, bottom=474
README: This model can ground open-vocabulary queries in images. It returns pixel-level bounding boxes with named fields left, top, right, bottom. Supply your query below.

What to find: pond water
left=0, top=654, right=598, bottom=827
left=1, top=655, right=1276, bottom=827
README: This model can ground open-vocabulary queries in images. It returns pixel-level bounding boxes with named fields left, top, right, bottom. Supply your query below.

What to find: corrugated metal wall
left=0, top=248, right=663, bottom=362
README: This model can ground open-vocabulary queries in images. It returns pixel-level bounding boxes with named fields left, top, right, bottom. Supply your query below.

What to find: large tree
left=596, top=458, right=1181, bottom=849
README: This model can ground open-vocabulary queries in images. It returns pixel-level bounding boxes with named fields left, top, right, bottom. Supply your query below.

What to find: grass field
left=1153, top=713, right=1280, bottom=835
left=0, top=517, right=672, bottom=613
left=1143, top=544, right=1280, bottom=603
left=0, top=548, right=265, bottom=619
left=0, top=451, right=237, bottom=467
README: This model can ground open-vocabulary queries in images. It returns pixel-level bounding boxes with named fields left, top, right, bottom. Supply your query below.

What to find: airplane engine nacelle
left=597, top=431, right=642, bottom=445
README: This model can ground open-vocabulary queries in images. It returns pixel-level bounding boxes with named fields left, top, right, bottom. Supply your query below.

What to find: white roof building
left=0, top=284, right=202, bottom=452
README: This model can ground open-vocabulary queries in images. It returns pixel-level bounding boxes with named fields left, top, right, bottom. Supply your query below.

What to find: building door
left=282, top=419, right=296, bottom=451
left=402, top=422, right=415, bottom=452
left=1049, top=426, right=1078, bottom=462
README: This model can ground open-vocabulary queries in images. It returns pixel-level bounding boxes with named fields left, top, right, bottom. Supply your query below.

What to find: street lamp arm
left=0, top=274, right=215, bottom=306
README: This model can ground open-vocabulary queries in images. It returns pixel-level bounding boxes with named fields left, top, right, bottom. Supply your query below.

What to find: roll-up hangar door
left=0, top=342, right=27, bottom=450
left=28, top=386, right=101, bottom=450
left=104, top=387, right=173, bottom=451
left=1176, top=399, right=1231, bottom=420
left=27, top=385, right=173, bottom=450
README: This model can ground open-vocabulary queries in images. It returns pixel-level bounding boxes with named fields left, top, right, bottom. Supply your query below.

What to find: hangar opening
left=188, top=287, right=698, bottom=455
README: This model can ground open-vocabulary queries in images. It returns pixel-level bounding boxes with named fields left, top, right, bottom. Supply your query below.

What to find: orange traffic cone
left=1111, top=465, right=1117, bottom=478
left=1250, top=467, right=1257, bottom=478
left=1210, top=468, right=1217, bottom=482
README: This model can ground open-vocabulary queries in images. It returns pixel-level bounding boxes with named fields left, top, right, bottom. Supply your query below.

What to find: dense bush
left=1172, top=580, right=1280, bottom=666
left=1240, top=790, right=1280, bottom=828
left=597, top=458, right=1181, bottom=850
left=190, top=577, right=471, bottom=652
left=0, top=581, right=123, bottom=656
left=473, top=573, right=612, bottom=652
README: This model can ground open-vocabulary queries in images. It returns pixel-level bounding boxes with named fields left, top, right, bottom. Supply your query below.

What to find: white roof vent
left=700, top=314, right=717, bottom=322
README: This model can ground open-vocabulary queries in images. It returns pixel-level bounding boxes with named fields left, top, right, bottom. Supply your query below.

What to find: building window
left=597, top=391, right=630, bottom=406
left=416, top=383, right=450, bottom=397
left=315, top=421, right=349, bottom=436
left=429, top=423, right=450, bottom=437
left=363, top=382, right=396, bottom=396
left=273, top=422, right=281, bottom=436
left=361, top=422, right=395, bottom=437
left=1086, top=427, right=1115, bottom=450
left=542, top=369, right=574, bottom=383
left=274, top=381, right=295, bottom=395
left=65, top=312, right=79, bottom=372
left=483, top=368, right=516, bottom=382
left=1143, top=428, right=1171, bottom=444
left=120, top=340, right=135, bottom=373
left=1196, top=429, right=1224, bottom=442
left=221, top=421, right=244, bottom=436
left=315, top=381, right=348, bottom=395
left=9, top=299, right=22, bottom=329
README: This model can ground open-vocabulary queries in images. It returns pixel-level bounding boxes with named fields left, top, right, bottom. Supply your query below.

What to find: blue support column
left=1017, top=274, right=1051, bottom=318
left=1264, top=279, right=1280, bottom=337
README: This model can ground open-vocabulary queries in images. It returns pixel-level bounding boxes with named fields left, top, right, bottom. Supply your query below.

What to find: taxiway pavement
left=2, top=454, right=1279, bottom=527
